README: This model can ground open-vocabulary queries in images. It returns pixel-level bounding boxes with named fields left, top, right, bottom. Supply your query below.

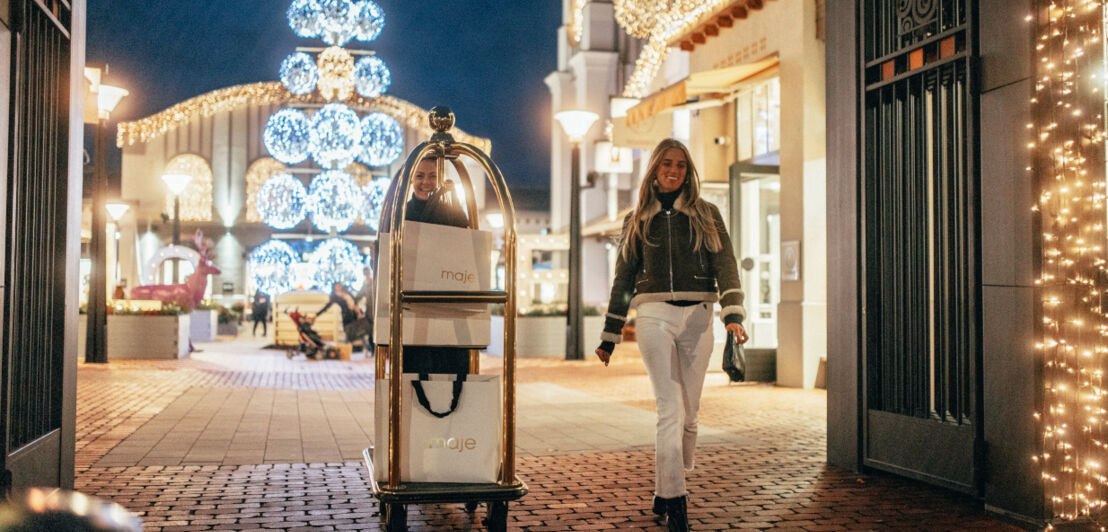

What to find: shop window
left=734, top=77, right=781, bottom=165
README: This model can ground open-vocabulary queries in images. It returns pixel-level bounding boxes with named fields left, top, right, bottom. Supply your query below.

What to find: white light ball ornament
left=257, top=173, right=308, bottom=229
left=308, top=170, right=363, bottom=232
left=249, top=239, right=300, bottom=295
left=354, top=56, right=391, bottom=98
left=354, top=1, right=385, bottom=42
left=309, top=103, right=362, bottom=169
left=288, top=0, right=324, bottom=38
left=362, top=177, right=390, bottom=231
left=309, top=237, right=365, bottom=291
left=319, top=0, right=355, bottom=46
left=358, top=112, right=404, bottom=167
left=280, top=52, right=319, bottom=95
left=264, top=109, right=313, bottom=164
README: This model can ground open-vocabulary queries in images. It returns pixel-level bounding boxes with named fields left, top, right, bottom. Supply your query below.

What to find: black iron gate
left=860, top=0, right=982, bottom=493
left=0, top=0, right=73, bottom=492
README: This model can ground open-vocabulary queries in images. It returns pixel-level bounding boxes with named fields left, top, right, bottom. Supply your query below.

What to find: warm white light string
left=1033, top=1, right=1108, bottom=526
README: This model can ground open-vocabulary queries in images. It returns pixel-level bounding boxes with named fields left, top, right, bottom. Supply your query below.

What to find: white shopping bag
left=374, top=373, right=501, bottom=483
left=375, top=222, right=492, bottom=347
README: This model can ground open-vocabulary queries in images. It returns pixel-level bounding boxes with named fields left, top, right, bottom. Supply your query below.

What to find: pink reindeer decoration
left=130, top=230, right=222, bottom=310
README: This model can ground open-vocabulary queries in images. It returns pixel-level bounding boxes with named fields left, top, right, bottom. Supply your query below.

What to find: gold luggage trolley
left=362, top=107, right=527, bottom=531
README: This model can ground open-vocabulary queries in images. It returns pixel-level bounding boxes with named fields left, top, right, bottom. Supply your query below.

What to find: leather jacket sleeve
left=600, top=215, right=638, bottom=344
left=709, top=204, right=746, bottom=323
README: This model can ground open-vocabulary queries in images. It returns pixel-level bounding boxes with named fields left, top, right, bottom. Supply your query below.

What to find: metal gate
left=860, top=0, right=981, bottom=493
left=1, top=0, right=73, bottom=492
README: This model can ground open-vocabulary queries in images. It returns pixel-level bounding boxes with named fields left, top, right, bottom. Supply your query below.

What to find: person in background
left=594, top=138, right=748, bottom=532
left=354, top=266, right=374, bottom=351
left=251, top=290, right=270, bottom=337
left=317, top=282, right=369, bottom=349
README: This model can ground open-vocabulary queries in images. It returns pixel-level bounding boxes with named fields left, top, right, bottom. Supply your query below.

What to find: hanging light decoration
left=307, top=170, right=363, bottom=232
left=316, top=46, right=356, bottom=101
left=263, top=108, right=313, bottom=164
left=280, top=52, right=319, bottom=95
left=309, top=102, right=362, bottom=169
left=249, top=239, right=300, bottom=295
left=287, top=0, right=324, bottom=38
left=319, top=0, right=356, bottom=46
left=358, top=112, right=403, bottom=167
left=257, top=173, right=308, bottom=229
left=353, top=55, right=391, bottom=98
left=362, top=176, right=390, bottom=231
left=354, top=0, right=385, bottom=42
left=308, top=237, right=365, bottom=291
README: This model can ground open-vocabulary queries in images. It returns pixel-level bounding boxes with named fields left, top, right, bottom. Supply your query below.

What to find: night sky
left=86, top=1, right=562, bottom=195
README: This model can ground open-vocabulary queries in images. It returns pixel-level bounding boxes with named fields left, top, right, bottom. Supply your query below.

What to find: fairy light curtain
left=1033, top=0, right=1108, bottom=522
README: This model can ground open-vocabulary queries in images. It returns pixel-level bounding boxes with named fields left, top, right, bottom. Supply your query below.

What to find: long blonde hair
left=621, top=138, right=722, bottom=260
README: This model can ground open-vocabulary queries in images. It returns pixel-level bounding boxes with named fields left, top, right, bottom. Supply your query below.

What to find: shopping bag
left=722, top=331, right=747, bottom=383
left=374, top=222, right=492, bottom=346
left=374, top=373, right=501, bottom=483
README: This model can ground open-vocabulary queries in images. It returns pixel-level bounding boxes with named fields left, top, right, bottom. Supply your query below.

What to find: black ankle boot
left=651, top=496, right=666, bottom=516
left=666, top=495, right=689, bottom=532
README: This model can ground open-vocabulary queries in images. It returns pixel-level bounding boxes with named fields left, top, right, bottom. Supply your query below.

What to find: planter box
left=78, top=314, right=190, bottom=360
left=217, top=322, right=239, bottom=336
left=190, top=309, right=218, bottom=342
left=487, top=315, right=604, bottom=358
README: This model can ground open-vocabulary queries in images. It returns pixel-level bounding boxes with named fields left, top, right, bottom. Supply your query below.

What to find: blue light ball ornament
left=354, top=1, right=385, bottom=42
left=309, top=103, right=362, bottom=169
left=353, top=56, right=391, bottom=98
left=257, top=173, right=308, bottom=229
left=264, top=108, right=312, bottom=164
left=287, top=0, right=324, bottom=38
left=307, top=170, right=363, bottom=232
left=280, top=52, right=319, bottom=95
left=358, top=112, right=404, bottom=167
left=309, top=237, right=365, bottom=291
left=249, top=240, right=300, bottom=295
left=362, top=177, right=390, bottom=231
left=319, top=0, right=356, bottom=46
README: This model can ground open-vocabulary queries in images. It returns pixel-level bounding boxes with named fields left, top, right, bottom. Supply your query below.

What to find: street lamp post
left=554, top=110, right=599, bottom=361
left=85, top=82, right=128, bottom=364
left=161, top=173, right=192, bottom=282
left=105, top=202, right=130, bottom=298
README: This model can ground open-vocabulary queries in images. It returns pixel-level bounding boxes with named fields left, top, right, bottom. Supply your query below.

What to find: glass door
left=730, top=164, right=780, bottom=349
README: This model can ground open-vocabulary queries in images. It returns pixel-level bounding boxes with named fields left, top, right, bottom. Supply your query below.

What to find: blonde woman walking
left=595, top=138, right=748, bottom=532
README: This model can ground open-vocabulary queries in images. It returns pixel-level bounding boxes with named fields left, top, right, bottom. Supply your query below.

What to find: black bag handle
left=411, top=375, right=467, bottom=418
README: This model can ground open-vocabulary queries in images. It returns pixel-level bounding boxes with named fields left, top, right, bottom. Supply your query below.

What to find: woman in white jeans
left=595, top=138, right=747, bottom=532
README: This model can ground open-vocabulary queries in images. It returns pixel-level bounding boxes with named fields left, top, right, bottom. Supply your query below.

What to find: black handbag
left=722, top=331, right=747, bottom=383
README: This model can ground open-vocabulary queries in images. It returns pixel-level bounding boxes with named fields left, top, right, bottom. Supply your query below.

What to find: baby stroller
left=285, top=309, right=338, bottom=360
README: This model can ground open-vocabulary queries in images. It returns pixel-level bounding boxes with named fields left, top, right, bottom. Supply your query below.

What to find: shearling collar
left=641, top=190, right=697, bottom=217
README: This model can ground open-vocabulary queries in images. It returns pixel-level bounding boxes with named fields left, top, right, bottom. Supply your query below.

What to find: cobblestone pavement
left=74, top=337, right=1022, bottom=531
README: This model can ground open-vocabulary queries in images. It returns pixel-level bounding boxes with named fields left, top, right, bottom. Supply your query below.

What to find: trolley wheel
left=286, top=349, right=294, bottom=359
left=483, top=501, right=508, bottom=531
left=463, top=500, right=479, bottom=513
left=382, top=502, right=406, bottom=531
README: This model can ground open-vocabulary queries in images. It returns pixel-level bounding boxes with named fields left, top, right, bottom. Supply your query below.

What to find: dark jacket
left=600, top=194, right=745, bottom=345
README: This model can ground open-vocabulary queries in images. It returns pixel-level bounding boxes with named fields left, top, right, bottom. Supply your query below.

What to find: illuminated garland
left=116, top=81, right=492, bottom=153
left=1032, top=0, right=1108, bottom=523
left=614, top=0, right=742, bottom=97
left=567, top=0, right=587, bottom=46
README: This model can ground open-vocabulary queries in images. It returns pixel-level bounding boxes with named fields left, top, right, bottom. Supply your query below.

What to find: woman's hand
left=595, top=348, right=612, bottom=367
left=726, top=323, right=749, bottom=344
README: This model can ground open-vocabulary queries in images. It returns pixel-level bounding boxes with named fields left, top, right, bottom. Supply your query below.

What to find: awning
left=583, top=207, right=634, bottom=238
left=626, top=55, right=779, bottom=126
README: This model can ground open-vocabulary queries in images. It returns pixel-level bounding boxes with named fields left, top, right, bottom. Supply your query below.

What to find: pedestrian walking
left=251, top=290, right=270, bottom=337
left=595, top=138, right=748, bottom=532
left=354, top=266, right=374, bottom=351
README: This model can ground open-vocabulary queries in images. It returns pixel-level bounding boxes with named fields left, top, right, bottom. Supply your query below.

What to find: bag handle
left=411, top=375, right=467, bottom=418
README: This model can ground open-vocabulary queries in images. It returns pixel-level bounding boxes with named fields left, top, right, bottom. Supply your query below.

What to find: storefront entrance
left=730, top=163, right=780, bottom=350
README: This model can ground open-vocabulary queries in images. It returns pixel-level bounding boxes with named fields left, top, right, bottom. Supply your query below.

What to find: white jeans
left=635, top=301, right=715, bottom=498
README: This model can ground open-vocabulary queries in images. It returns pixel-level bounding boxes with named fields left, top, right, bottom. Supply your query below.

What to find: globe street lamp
left=105, top=202, right=130, bottom=299
left=161, top=172, right=192, bottom=282
left=554, top=109, right=598, bottom=361
left=85, top=81, right=128, bottom=364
